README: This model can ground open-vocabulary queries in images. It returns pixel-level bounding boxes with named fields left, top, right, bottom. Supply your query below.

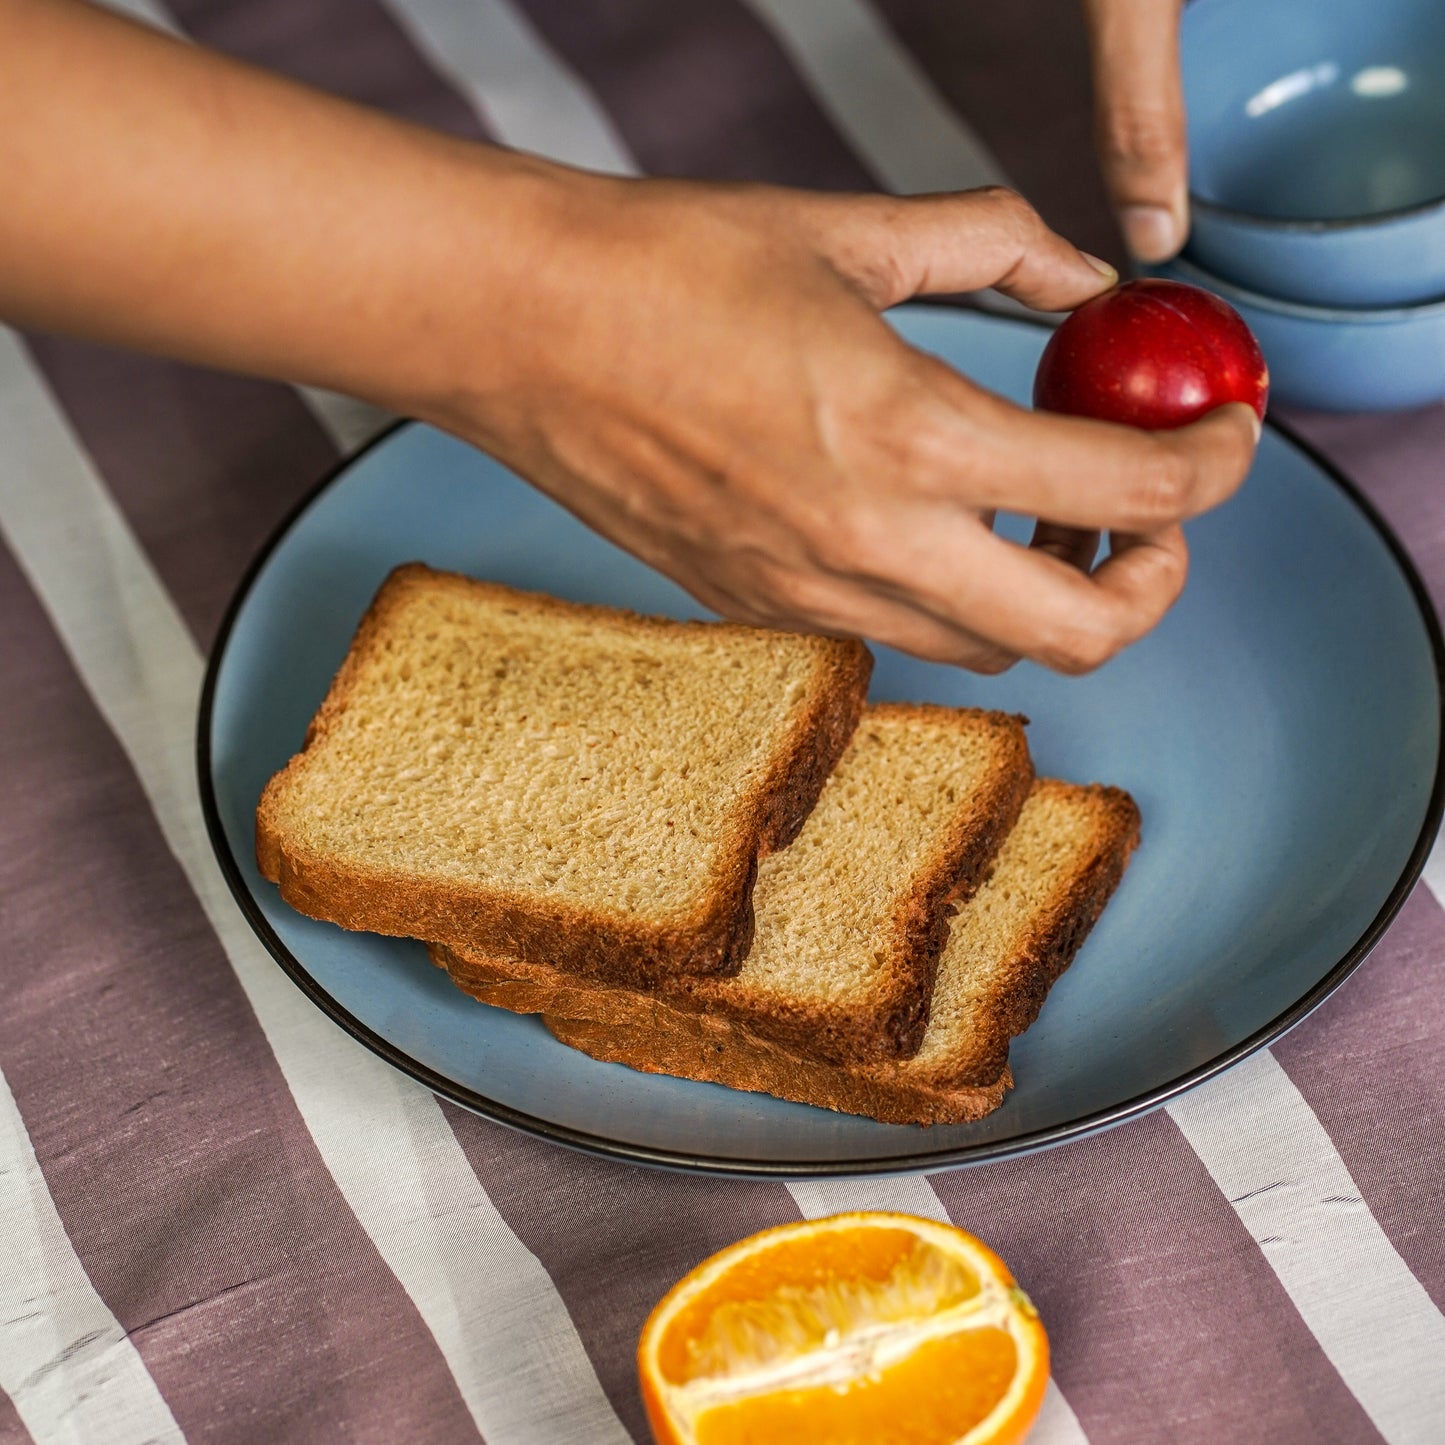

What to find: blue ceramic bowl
left=1152, top=254, right=1445, bottom=413
left=1182, top=0, right=1445, bottom=307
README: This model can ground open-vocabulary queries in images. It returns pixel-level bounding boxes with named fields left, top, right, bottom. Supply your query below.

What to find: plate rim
left=196, top=313, right=1445, bottom=1178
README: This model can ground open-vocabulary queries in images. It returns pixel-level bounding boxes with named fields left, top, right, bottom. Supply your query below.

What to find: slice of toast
left=543, top=1016, right=1013, bottom=1125
left=435, top=705, right=1034, bottom=1064
left=473, top=780, right=1139, bottom=1125
left=257, top=564, right=871, bottom=986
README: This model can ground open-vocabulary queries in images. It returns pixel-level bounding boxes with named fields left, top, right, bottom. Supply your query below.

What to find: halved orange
left=638, top=1211, right=1048, bottom=1445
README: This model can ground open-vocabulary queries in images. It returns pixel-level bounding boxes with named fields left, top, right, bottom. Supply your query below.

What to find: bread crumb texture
left=435, top=703, right=1033, bottom=1064
left=525, top=778, right=1139, bottom=1124
left=904, top=779, right=1140, bottom=1083
left=715, top=708, right=1011, bottom=1006
left=266, top=572, right=855, bottom=916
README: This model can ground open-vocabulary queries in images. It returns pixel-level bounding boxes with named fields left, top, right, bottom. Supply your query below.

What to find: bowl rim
left=1180, top=0, right=1445, bottom=232
left=1157, top=253, right=1445, bottom=321
left=1189, top=190, right=1445, bottom=235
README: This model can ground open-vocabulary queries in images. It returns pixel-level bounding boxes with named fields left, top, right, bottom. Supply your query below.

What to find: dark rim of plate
left=196, top=313, right=1445, bottom=1179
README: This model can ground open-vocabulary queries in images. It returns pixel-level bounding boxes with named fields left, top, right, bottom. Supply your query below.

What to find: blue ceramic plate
left=199, top=307, right=1444, bottom=1177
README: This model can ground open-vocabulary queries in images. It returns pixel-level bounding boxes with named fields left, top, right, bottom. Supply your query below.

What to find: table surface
left=3, top=3, right=1443, bottom=1444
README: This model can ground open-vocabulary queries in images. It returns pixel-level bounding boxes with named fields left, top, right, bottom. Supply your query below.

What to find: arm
left=0, top=0, right=550, bottom=411
left=1, top=0, right=1255, bottom=673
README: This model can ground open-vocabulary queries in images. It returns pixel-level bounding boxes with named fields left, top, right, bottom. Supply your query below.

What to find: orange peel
left=638, top=1211, right=1048, bottom=1445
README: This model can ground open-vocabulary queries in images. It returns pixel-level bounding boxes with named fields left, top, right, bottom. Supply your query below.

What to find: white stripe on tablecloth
left=0, top=330, right=629, bottom=1445
left=1420, top=831, right=1445, bottom=908
left=1025, top=1378, right=1094, bottom=1445
left=788, top=1177, right=1091, bottom=1445
left=291, top=388, right=395, bottom=455
left=379, top=0, right=637, bottom=173
left=739, top=0, right=1007, bottom=195
left=96, top=0, right=395, bottom=457
left=97, top=0, right=179, bottom=34
left=1169, top=1050, right=1445, bottom=1444
left=0, top=1067, right=186, bottom=1445
left=788, top=1173, right=947, bottom=1223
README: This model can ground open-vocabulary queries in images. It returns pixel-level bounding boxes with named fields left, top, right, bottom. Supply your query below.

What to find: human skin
left=0, top=0, right=1254, bottom=673
left=1083, top=0, right=1190, bottom=262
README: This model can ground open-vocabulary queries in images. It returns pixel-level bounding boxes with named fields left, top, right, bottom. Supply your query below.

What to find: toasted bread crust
left=257, top=564, right=871, bottom=987
left=662, top=709, right=1033, bottom=1061
left=752, top=628, right=872, bottom=858
left=441, top=779, right=1140, bottom=1127
left=543, top=1014, right=1011, bottom=1127
left=910, top=782, right=1140, bottom=1089
left=434, top=707, right=1034, bottom=1062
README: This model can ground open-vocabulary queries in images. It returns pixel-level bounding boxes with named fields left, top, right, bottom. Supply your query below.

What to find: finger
left=515, top=463, right=1022, bottom=671
left=993, top=524, right=1189, bottom=673
left=913, top=368, right=1260, bottom=530
left=802, top=186, right=1118, bottom=313
left=691, top=563, right=1021, bottom=675
left=727, top=490, right=1149, bottom=676
left=1083, top=0, right=1188, bottom=261
left=1029, top=521, right=1100, bottom=572
left=892, top=521, right=1189, bottom=673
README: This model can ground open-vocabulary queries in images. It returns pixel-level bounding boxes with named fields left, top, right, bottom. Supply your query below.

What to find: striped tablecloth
left=4, top=3, right=1443, bottom=1442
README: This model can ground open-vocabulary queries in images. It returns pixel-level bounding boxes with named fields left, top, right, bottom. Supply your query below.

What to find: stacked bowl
left=1166, top=0, right=1445, bottom=410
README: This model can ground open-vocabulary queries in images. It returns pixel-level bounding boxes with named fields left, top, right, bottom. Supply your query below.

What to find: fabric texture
left=3, top=2, right=1443, bottom=1442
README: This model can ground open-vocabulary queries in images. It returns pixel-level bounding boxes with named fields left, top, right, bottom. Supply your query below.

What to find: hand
left=429, top=176, right=1258, bottom=674
left=1, top=2, right=1255, bottom=674
left=1082, top=0, right=1189, bottom=262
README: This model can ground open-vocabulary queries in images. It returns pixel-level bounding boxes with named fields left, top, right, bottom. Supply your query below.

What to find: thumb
left=805, top=186, right=1119, bottom=313
left=1084, top=0, right=1189, bottom=262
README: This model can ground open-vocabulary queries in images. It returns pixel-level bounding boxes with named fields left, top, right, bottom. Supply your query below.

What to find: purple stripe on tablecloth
left=0, top=1394, right=29, bottom=1445
left=1282, top=405, right=1445, bottom=618
left=22, top=336, right=337, bottom=649
left=1272, top=404, right=1445, bottom=1319
left=511, top=0, right=876, bottom=189
left=0, top=543, right=478, bottom=1444
left=440, top=1100, right=800, bottom=1444
left=930, top=1111, right=1382, bottom=1445
left=1269, top=886, right=1445, bottom=1312
left=873, top=0, right=1123, bottom=265
left=166, top=0, right=488, bottom=141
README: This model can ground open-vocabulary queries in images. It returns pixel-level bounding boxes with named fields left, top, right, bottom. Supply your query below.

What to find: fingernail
left=1120, top=205, right=1182, bottom=262
left=1082, top=252, right=1118, bottom=282
left=1223, top=401, right=1263, bottom=442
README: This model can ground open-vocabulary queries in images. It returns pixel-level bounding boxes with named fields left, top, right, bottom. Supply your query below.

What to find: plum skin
left=1033, top=279, right=1269, bottom=430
